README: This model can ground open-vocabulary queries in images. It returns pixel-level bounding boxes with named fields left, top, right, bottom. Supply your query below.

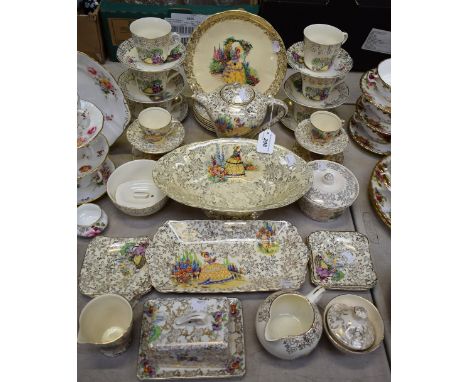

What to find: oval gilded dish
left=184, top=10, right=287, bottom=96
left=152, top=138, right=313, bottom=214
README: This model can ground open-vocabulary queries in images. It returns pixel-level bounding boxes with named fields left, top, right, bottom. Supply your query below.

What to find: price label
left=257, top=129, right=275, bottom=154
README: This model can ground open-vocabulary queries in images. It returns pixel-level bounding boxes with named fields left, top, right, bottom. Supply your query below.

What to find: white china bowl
left=107, top=160, right=168, bottom=216
left=323, top=294, right=384, bottom=354
left=77, top=203, right=108, bottom=237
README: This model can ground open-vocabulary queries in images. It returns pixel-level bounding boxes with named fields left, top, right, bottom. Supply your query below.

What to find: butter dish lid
left=303, top=160, right=359, bottom=209
left=145, top=297, right=230, bottom=350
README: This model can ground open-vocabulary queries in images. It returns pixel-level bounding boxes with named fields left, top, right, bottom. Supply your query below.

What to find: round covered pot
left=299, top=160, right=359, bottom=221
left=107, top=159, right=168, bottom=216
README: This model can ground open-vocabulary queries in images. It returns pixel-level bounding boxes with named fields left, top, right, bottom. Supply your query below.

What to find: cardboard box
left=78, top=6, right=107, bottom=64
left=100, top=0, right=260, bottom=61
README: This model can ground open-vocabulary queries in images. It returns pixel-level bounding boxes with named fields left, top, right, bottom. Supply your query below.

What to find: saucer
left=126, top=120, right=185, bottom=154
left=369, top=155, right=391, bottom=228
left=137, top=297, right=245, bottom=380
left=349, top=115, right=391, bottom=156
left=118, top=69, right=186, bottom=104
left=128, top=97, right=189, bottom=124
left=284, top=72, right=349, bottom=109
left=77, top=100, right=104, bottom=148
left=356, top=95, right=391, bottom=136
left=77, top=134, right=109, bottom=179
left=360, top=69, right=391, bottom=113
left=295, top=119, right=349, bottom=155
left=77, top=204, right=108, bottom=238
left=117, top=38, right=186, bottom=73
left=77, top=158, right=115, bottom=205
left=287, top=42, right=353, bottom=78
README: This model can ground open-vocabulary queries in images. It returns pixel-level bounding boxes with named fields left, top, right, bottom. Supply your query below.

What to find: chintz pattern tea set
left=77, top=10, right=389, bottom=379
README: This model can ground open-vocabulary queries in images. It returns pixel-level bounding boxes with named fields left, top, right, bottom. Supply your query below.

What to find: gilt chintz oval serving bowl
left=152, top=139, right=313, bottom=215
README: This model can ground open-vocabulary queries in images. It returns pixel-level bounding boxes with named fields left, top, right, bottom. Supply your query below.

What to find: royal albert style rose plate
left=360, top=69, right=391, bottom=114
left=152, top=139, right=313, bottom=215
left=184, top=10, right=287, bottom=96
left=79, top=236, right=152, bottom=302
left=145, top=220, right=309, bottom=293
left=369, top=155, right=391, bottom=228
left=137, top=297, right=245, bottom=380
left=308, top=231, right=377, bottom=290
left=77, top=52, right=131, bottom=146
left=349, top=115, right=391, bottom=156
left=356, top=95, right=390, bottom=136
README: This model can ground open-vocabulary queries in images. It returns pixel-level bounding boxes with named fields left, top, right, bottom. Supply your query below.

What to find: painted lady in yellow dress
left=222, top=42, right=247, bottom=84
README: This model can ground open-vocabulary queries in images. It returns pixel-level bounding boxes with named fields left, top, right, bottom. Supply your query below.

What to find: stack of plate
left=369, top=155, right=391, bottom=228
left=350, top=59, right=391, bottom=156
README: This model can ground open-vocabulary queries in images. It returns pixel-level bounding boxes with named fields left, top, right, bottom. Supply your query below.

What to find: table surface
left=78, top=67, right=391, bottom=382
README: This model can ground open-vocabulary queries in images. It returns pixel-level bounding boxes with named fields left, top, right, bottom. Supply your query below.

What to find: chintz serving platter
left=145, top=220, right=309, bottom=293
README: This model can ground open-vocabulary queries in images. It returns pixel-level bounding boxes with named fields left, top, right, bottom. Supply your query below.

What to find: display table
left=78, top=68, right=391, bottom=381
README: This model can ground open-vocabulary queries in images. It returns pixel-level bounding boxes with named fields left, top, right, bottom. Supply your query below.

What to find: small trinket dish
left=78, top=294, right=133, bottom=357
left=299, top=160, right=359, bottom=222
left=323, top=294, right=384, bottom=354
left=307, top=231, right=377, bottom=290
left=77, top=203, right=108, bottom=238
left=137, top=297, right=245, bottom=380
left=126, top=119, right=185, bottom=155
left=79, top=236, right=152, bottom=302
left=77, top=158, right=115, bottom=205
left=295, top=118, right=349, bottom=155
left=77, top=99, right=104, bottom=149
left=107, top=160, right=168, bottom=216
left=77, top=134, right=109, bottom=178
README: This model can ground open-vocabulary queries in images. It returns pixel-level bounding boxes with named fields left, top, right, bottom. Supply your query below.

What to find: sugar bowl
left=255, top=287, right=324, bottom=360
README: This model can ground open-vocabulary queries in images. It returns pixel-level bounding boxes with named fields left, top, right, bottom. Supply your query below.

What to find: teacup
left=303, top=24, right=348, bottom=71
left=130, top=96, right=184, bottom=119
left=376, top=58, right=391, bottom=102
left=132, top=69, right=181, bottom=95
left=310, top=111, right=343, bottom=142
left=78, top=294, right=133, bottom=357
left=77, top=203, right=108, bottom=238
left=138, top=107, right=172, bottom=141
left=130, top=17, right=181, bottom=64
left=301, top=73, right=345, bottom=101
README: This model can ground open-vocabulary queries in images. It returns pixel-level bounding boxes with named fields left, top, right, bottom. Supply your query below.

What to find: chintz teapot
left=193, top=83, right=288, bottom=138
left=255, top=287, right=324, bottom=360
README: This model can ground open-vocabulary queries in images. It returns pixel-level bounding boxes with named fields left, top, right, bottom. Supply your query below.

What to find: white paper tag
left=361, top=28, right=391, bottom=54
left=257, top=129, right=275, bottom=154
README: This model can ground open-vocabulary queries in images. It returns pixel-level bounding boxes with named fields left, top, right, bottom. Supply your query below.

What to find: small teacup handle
left=342, top=32, right=348, bottom=44
left=306, top=286, right=326, bottom=304
left=169, top=32, right=181, bottom=51
left=260, top=98, right=289, bottom=131
left=171, top=95, right=184, bottom=109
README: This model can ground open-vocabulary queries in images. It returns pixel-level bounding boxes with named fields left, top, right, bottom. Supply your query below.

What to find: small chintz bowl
left=77, top=203, right=108, bottom=237
left=107, top=159, right=168, bottom=216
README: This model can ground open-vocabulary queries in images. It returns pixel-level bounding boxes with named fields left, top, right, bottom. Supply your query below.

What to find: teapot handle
left=306, top=286, right=325, bottom=304
left=259, top=98, right=289, bottom=131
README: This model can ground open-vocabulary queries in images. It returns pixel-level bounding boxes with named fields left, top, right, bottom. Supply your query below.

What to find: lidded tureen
left=193, top=83, right=288, bottom=138
left=299, top=160, right=359, bottom=221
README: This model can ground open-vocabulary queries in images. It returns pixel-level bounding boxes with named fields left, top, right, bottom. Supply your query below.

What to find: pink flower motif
left=87, top=126, right=97, bottom=135
left=105, top=114, right=114, bottom=121
left=85, top=226, right=102, bottom=238
left=87, top=67, right=97, bottom=75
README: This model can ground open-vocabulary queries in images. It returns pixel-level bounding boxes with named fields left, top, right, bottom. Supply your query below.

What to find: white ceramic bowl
left=77, top=203, right=108, bottom=237
left=107, top=160, right=168, bottom=216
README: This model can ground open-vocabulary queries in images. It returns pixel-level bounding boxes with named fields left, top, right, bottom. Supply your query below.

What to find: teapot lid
left=303, top=160, right=359, bottom=209
left=220, top=83, right=255, bottom=105
left=326, top=302, right=375, bottom=351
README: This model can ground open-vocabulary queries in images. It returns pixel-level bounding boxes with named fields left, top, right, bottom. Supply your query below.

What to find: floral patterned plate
left=356, top=95, right=390, bottom=136
left=184, top=10, right=287, bottom=96
left=118, top=69, right=186, bottom=104
left=349, top=115, right=391, bottom=156
left=295, top=119, right=348, bottom=155
left=287, top=42, right=353, bottom=78
left=117, top=38, right=186, bottom=73
left=77, top=134, right=109, bottom=178
left=152, top=139, right=313, bottom=216
left=308, top=231, right=377, bottom=290
left=360, top=69, right=391, bottom=114
left=284, top=72, right=349, bottom=109
left=137, top=297, right=245, bottom=380
left=145, top=220, right=309, bottom=293
left=77, top=157, right=115, bottom=205
left=78, top=52, right=131, bottom=146
left=126, top=119, right=185, bottom=154
left=77, top=100, right=104, bottom=148
left=79, top=236, right=152, bottom=302
left=369, top=156, right=391, bottom=228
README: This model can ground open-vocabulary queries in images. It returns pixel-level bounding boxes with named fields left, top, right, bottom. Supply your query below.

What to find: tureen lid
left=303, top=160, right=359, bottom=209
left=326, top=302, right=375, bottom=351
left=220, top=83, right=255, bottom=105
